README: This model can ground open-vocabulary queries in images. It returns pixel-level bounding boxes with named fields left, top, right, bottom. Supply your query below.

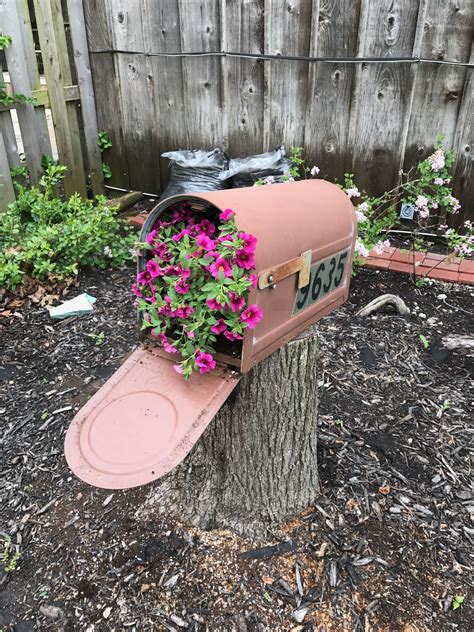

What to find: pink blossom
left=358, top=202, right=369, bottom=213
left=446, top=195, right=461, bottom=212
left=196, top=234, right=216, bottom=251
left=154, top=332, right=178, bottom=354
left=374, top=239, right=391, bottom=255
left=207, top=297, right=226, bottom=310
left=238, top=232, right=257, bottom=253
left=434, top=178, right=444, bottom=186
left=173, top=364, right=184, bottom=374
left=464, top=220, right=472, bottom=229
left=310, top=166, right=320, bottom=176
left=197, top=219, right=216, bottom=236
left=131, top=284, right=142, bottom=298
left=415, top=195, right=429, bottom=208
left=209, top=257, right=233, bottom=279
left=235, top=249, right=255, bottom=270
left=355, top=239, right=369, bottom=258
left=249, top=274, right=258, bottom=289
left=240, top=304, right=263, bottom=329
left=418, top=207, right=430, bottom=219
left=175, top=305, right=194, bottom=319
left=172, top=228, right=190, bottom=242
left=210, top=319, right=228, bottom=334
left=185, top=329, right=196, bottom=338
left=228, top=291, right=246, bottom=312
left=345, top=187, right=360, bottom=200
left=152, top=242, right=168, bottom=258
left=195, top=351, right=216, bottom=373
left=176, top=280, right=190, bottom=294
left=137, top=270, right=151, bottom=285
left=146, top=229, right=158, bottom=244
left=355, top=209, right=367, bottom=223
left=427, top=149, right=445, bottom=172
left=146, top=259, right=163, bottom=278
left=264, top=175, right=275, bottom=184
left=224, top=330, right=243, bottom=341
left=219, top=208, right=234, bottom=222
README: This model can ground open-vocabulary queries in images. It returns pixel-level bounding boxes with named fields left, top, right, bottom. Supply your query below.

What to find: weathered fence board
left=84, top=0, right=473, bottom=220
left=0, top=131, right=16, bottom=206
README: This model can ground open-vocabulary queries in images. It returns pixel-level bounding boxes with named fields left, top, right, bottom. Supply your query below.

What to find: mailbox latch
left=258, top=250, right=312, bottom=290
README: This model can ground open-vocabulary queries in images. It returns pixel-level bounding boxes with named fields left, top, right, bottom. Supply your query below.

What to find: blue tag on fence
left=400, top=203, right=415, bottom=220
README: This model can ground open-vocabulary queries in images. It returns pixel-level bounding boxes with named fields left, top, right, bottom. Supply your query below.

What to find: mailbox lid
left=64, top=347, right=240, bottom=489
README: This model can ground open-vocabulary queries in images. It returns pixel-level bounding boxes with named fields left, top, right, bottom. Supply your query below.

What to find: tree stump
left=142, top=332, right=319, bottom=537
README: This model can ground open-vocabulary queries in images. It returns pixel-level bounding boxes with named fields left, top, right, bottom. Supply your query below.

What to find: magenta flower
left=241, top=304, right=263, bottom=329
left=209, top=257, right=232, bottom=279
left=249, top=274, right=258, bottom=289
left=219, top=208, right=234, bottom=222
left=146, top=229, right=158, bottom=244
left=196, top=234, right=216, bottom=251
left=176, top=280, right=190, bottom=294
left=195, top=351, right=216, bottom=373
left=235, top=249, right=255, bottom=270
left=224, top=330, right=243, bottom=342
left=228, top=291, right=246, bottom=313
left=207, top=297, right=226, bottom=310
left=172, top=228, right=190, bottom=242
left=210, top=318, right=228, bottom=334
left=197, top=219, right=216, bottom=236
left=131, top=284, right=142, bottom=298
left=173, top=364, right=184, bottom=374
left=152, top=242, right=168, bottom=258
left=238, top=232, right=257, bottom=253
left=146, top=259, right=163, bottom=278
left=137, top=270, right=151, bottom=285
left=176, top=305, right=194, bottom=319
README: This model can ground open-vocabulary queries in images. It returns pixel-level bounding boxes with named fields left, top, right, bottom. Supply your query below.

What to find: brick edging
left=364, top=247, right=474, bottom=286
left=128, top=215, right=473, bottom=286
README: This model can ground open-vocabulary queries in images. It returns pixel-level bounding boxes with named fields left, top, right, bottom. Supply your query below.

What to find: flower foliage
left=134, top=205, right=262, bottom=378
left=343, top=136, right=472, bottom=263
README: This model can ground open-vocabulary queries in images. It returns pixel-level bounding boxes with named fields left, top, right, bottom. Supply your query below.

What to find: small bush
left=0, top=166, right=136, bottom=290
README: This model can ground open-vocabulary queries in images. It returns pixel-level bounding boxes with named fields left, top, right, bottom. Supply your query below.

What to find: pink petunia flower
left=131, top=284, right=142, bottom=298
left=146, top=229, right=158, bottom=244
left=240, top=304, right=263, bottom=329
left=210, top=319, right=228, bottom=334
left=238, top=232, right=257, bottom=253
left=228, top=291, right=246, bottom=313
left=146, top=259, right=163, bottom=278
left=173, top=364, right=184, bottom=374
left=249, top=274, right=258, bottom=289
left=235, top=249, right=255, bottom=270
left=175, top=305, right=194, bottom=319
left=219, top=208, right=234, bottom=222
left=172, top=228, right=190, bottom=242
left=209, top=257, right=233, bottom=279
left=195, top=351, right=216, bottom=373
left=137, top=270, right=151, bottom=285
left=207, top=297, right=226, bottom=310
left=196, top=234, right=216, bottom=251
left=224, top=330, right=243, bottom=342
left=197, top=219, right=216, bottom=236
left=176, top=280, right=190, bottom=295
left=152, top=242, right=168, bottom=258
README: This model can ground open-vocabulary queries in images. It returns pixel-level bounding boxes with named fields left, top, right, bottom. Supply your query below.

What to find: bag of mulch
left=159, top=149, right=230, bottom=200
left=219, top=145, right=293, bottom=188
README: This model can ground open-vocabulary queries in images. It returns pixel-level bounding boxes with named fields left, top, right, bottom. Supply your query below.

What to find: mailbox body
left=140, top=179, right=357, bottom=372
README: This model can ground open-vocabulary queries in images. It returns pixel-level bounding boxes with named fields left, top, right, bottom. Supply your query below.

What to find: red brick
left=364, top=258, right=391, bottom=270
left=424, top=252, right=446, bottom=262
left=434, top=261, right=460, bottom=272
left=426, top=269, right=459, bottom=283
left=128, top=215, right=146, bottom=228
left=391, top=249, right=413, bottom=264
left=458, top=272, right=474, bottom=286
left=368, top=247, right=396, bottom=260
left=389, top=261, right=413, bottom=274
left=459, top=259, right=474, bottom=274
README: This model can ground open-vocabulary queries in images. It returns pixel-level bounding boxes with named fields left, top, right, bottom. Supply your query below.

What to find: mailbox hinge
left=258, top=250, right=312, bottom=290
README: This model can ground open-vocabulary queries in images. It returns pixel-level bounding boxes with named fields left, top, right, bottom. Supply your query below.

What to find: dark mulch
left=1, top=267, right=473, bottom=631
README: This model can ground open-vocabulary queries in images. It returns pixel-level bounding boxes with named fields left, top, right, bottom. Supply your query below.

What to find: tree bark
left=141, top=332, right=319, bottom=537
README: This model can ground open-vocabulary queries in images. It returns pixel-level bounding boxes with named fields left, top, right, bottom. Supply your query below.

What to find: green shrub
left=0, top=166, right=136, bottom=290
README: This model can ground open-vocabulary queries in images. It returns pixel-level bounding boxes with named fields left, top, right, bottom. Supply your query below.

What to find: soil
left=1, top=267, right=473, bottom=631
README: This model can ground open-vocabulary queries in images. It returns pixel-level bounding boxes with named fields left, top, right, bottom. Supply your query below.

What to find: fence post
left=66, top=0, right=104, bottom=196
left=33, top=0, right=88, bottom=198
left=1, top=0, right=52, bottom=184
left=0, top=132, right=16, bottom=208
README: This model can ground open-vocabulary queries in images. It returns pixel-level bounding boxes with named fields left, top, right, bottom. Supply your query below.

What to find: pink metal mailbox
left=65, top=180, right=356, bottom=490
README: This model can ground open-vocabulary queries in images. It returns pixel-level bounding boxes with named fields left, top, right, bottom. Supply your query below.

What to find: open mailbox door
left=65, top=347, right=240, bottom=489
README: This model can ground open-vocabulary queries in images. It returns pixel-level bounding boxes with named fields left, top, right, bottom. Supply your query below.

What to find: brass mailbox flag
left=258, top=250, right=312, bottom=290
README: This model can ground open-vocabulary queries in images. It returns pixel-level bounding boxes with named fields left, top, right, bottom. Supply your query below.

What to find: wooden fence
left=84, top=0, right=473, bottom=225
left=0, top=0, right=103, bottom=210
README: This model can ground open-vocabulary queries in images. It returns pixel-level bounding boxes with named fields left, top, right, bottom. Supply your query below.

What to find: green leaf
left=452, top=595, right=464, bottom=610
left=419, top=334, right=429, bottom=349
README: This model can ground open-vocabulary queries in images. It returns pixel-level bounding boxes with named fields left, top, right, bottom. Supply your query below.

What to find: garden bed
left=1, top=267, right=473, bottom=631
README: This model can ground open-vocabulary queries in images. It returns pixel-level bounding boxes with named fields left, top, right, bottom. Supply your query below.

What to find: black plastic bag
left=159, top=149, right=230, bottom=200
left=219, top=145, right=293, bottom=188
